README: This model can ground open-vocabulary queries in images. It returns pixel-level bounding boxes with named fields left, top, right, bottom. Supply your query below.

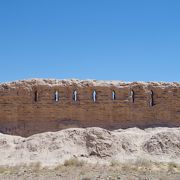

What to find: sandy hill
left=0, top=127, right=180, bottom=167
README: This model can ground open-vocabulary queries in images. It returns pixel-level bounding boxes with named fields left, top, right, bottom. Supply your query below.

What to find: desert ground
left=0, top=159, right=180, bottom=180
left=0, top=127, right=180, bottom=179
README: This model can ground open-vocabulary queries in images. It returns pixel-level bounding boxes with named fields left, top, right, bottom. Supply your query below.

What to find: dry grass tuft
left=133, top=158, right=152, bottom=168
left=110, top=160, right=120, bottom=167
left=0, top=166, right=8, bottom=174
left=28, top=162, right=42, bottom=173
left=167, top=162, right=179, bottom=171
left=81, top=177, right=92, bottom=180
left=64, top=158, right=85, bottom=167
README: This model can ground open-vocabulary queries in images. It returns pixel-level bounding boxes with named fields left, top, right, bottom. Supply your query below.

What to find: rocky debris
left=2, top=78, right=180, bottom=88
left=143, top=130, right=180, bottom=156
left=0, top=127, right=180, bottom=167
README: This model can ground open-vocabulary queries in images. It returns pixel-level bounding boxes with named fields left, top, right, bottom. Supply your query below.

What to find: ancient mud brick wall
left=0, top=79, right=179, bottom=137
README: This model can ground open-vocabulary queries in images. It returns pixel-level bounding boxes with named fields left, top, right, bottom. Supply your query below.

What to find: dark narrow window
left=130, top=90, right=134, bottom=103
left=34, top=91, right=38, bottom=102
left=73, top=90, right=77, bottom=101
left=150, top=90, right=154, bottom=107
left=92, top=90, right=97, bottom=102
left=54, top=91, right=59, bottom=102
left=112, top=90, right=116, bottom=100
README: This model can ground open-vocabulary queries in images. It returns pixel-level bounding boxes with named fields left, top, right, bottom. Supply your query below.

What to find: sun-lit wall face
left=0, top=79, right=179, bottom=137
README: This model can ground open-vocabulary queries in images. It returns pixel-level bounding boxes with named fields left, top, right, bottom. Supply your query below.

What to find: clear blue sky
left=0, top=0, right=179, bottom=82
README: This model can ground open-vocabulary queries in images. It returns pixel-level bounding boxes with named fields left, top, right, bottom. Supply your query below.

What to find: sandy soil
left=1, top=127, right=180, bottom=167
left=0, top=161, right=180, bottom=180
left=1, top=127, right=180, bottom=179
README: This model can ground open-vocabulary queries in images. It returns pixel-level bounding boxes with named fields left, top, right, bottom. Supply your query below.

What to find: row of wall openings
left=34, top=90, right=154, bottom=106
left=52, top=90, right=78, bottom=102
left=129, top=90, right=154, bottom=106
left=54, top=90, right=97, bottom=103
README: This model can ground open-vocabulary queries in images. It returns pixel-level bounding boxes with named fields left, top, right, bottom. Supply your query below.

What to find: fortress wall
left=0, top=79, right=179, bottom=137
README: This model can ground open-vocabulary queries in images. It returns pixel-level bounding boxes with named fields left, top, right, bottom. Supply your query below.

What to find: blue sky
left=0, top=0, right=179, bottom=82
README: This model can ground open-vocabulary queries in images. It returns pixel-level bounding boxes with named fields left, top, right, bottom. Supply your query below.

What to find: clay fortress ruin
left=0, top=79, right=179, bottom=137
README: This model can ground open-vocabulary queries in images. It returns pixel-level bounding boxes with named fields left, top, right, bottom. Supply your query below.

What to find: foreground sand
left=1, top=127, right=180, bottom=179
left=0, top=160, right=180, bottom=180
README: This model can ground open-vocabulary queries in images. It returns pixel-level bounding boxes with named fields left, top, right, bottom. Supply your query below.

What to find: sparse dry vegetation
left=110, top=159, right=120, bottom=167
left=63, top=158, right=85, bottom=167
left=0, top=166, right=7, bottom=174
left=0, top=160, right=180, bottom=179
left=29, top=162, right=42, bottom=172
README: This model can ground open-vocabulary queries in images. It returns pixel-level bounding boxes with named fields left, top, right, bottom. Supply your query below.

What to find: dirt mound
left=0, top=127, right=180, bottom=167
left=143, top=130, right=180, bottom=156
